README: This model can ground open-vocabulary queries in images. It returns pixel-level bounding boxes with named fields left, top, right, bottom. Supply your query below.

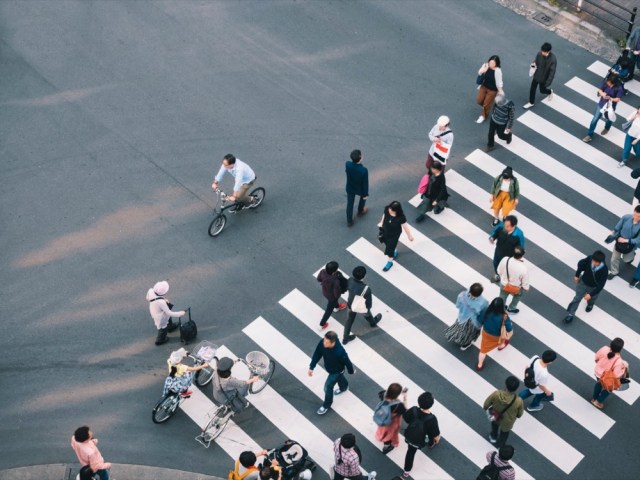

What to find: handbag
left=615, top=240, right=634, bottom=254
left=528, top=63, right=537, bottom=77
left=622, top=119, right=633, bottom=132
left=500, top=314, right=513, bottom=342
left=600, top=100, right=617, bottom=122
left=350, top=286, right=369, bottom=314
left=600, top=357, right=622, bottom=392
left=377, top=226, right=384, bottom=244
left=476, top=74, right=485, bottom=86
left=486, top=394, right=517, bottom=423
left=502, top=258, right=521, bottom=295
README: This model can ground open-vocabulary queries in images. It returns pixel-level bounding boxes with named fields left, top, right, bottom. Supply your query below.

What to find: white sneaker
left=367, top=471, right=377, bottom=480
left=523, top=102, right=534, bottom=109
left=476, top=115, right=485, bottom=124
left=546, top=89, right=554, bottom=101
left=618, top=161, right=626, bottom=168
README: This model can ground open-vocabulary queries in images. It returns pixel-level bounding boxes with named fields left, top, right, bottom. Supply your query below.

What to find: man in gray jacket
left=343, top=266, right=382, bottom=344
left=524, top=42, right=556, bottom=109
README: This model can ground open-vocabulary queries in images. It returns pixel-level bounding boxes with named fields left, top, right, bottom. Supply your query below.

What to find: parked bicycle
left=151, top=341, right=218, bottom=424
left=195, top=351, right=275, bottom=447
left=208, top=186, right=266, bottom=237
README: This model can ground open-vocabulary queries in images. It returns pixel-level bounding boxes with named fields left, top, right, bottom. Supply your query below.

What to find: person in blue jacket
left=345, top=149, right=369, bottom=227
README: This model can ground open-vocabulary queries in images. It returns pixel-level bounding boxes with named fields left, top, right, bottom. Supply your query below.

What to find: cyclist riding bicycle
left=212, top=356, right=260, bottom=413
left=211, top=153, right=256, bottom=212
left=163, top=348, right=209, bottom=397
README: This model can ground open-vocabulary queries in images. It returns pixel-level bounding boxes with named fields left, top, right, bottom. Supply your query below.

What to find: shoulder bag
left=500, top=313, right=513, bottom=342
left=486, top=393, right=517, bottom=423
left=615, top=227, right=639, bottom=254
left=599, top=357, right=622, bottom=392
left=350, top=286, right=369, bottom=314
left=502, top=258, right=522, bottom=295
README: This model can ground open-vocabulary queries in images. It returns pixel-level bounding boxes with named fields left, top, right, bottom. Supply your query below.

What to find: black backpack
left=404, top=407, right=430, bottom=448
left=337, top=272, right=348, bottom=294
left=179, top=308, right=198, bottom=344
left=477, top=452, right=512, bottom=480
left=523, top=356, right=539, bottom=389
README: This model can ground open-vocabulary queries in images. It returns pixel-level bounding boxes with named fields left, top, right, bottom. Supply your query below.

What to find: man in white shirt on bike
left=211, top=154, right=256, bottom=211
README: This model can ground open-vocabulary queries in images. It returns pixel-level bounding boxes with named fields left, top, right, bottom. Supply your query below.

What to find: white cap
left=153, top=281, right=169, bottom=296
left=437, top=115, right=450, bottom=127
left=168, top=348, right=187, bottom=365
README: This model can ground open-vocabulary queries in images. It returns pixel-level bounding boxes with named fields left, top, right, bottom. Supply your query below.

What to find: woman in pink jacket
left=591, top=337, right=629, bottom=409
left=70, top=426, right=111, bottom=480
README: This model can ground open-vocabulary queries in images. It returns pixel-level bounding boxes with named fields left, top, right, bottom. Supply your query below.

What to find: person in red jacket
left=70, top=426, right=111, bottom=480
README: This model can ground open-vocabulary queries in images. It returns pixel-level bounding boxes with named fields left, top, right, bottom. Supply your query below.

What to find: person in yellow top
left=162, top=348, right=209, bottom=397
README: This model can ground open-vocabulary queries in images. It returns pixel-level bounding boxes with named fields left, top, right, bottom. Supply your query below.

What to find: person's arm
left=308, top=341, right=323, bottom=375
left=401, top=222, right=414, bottom=242
left=364, top=285, right=373, bottom=310
left=546, top=55, right=557, bottom=87
left=574, top=257, right=588, bottom=280
left=341, top=349, right=356, bottom=375
left=520, top=267, right=530, bottom=291
left=425, top=416, right=441, bottom=445
left=589, top=269, right=608, bottom=297
left=362, top=167, right=369, bottom=199
left=483, top=391, right=496, bottom=410
left=211, top=164, right=226, bottom=189
left=512, top=177, right=520, bottom=203
left=88, top=448, right=111, bottom=471
left=158, top=300, right=186, bottom=318
left=505, top=104, right=515, bottom=132
left=489, top=223, right=502, bottom=242
left=495, top=68, right=504, bottom=93
left=489, top=175, right=499, bottom=201
left=184, top=362, right=210, bottom=372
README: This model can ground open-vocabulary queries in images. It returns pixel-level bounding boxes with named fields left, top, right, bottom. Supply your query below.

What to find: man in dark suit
left=345, top=149, right=369, bottom=227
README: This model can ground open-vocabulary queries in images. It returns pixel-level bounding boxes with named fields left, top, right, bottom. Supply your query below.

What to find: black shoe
left=491, top=218, right=500, bottom=226
left=507, top=308, right=519, bottom=314
left=607, top=273, right=617, bottom=280
left=563, top=315, right=574, bottom=324
left=630, top=280, right=639, bottom=288
left=382, top=444, right=395, bottom=455
left=370, top=313, right=382, bottom=326
left=343, top=334, right=356, bottom=345
left=415, top=214, right=426, bottom=223
left=485, top=145, right=495, bottom=153
left=585, top=304, right=594, bottom=313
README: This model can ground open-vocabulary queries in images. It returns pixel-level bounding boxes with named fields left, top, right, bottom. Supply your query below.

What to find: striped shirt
left=485, top=451, right=515, bottom=480
left=491, top=101, right=515, bottom=129
left=333, top=439, right=361, bottom=477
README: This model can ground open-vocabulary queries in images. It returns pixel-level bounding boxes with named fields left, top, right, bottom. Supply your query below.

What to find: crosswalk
left=166, top=61, right=640, bottom=479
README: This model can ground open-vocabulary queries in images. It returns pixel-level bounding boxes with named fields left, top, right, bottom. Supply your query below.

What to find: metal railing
left=561, top=0, right=637, bottom=39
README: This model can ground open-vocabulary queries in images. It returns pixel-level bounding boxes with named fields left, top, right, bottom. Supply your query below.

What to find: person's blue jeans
left=96, top=470, right=110, bottom=480
left=519, top=388, right=554, bottom=408
left=592, top=380, right=611, bottom=403
left=621, top=134, right=640, bottom=164
left=587, top=102, right=612, bottom=137
left=323, top=371, right=348, bottom=409
left=346, top=192, right=367, bottom=224
left=634, top=263, right=640, bottom=281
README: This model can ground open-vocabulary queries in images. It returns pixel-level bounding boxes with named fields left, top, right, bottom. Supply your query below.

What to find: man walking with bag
left=563, top=250, right=608, bottom=324
left=497, top=247, right=529, bottom=314
left=402, top=392, right=441, bottom=478
left=523, top=42, right=556, bottom=109
left=607, top=205, right=640, bottom=280
left=519, top=350, right=557, bottom=412
left=483, top=376, right=524, bottom=447
left=345, top=149, right=370, bottom=227
left=343, top=266, right=382, bottom=345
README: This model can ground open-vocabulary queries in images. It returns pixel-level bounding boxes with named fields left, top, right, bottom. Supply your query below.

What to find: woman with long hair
left=477, top=297, right=513, bottom=371
left=476, top=55, right=504, bottom=124
left=374, top=383, right=408, bottom=455
left=591, top=337, right=629, bottom=408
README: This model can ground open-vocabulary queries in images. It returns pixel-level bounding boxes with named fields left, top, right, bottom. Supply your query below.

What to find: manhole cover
left=533, top=11, right=554, bottom=26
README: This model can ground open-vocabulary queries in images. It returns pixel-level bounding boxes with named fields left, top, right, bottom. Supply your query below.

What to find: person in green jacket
left=483, top=376, right=524, bottom=447
left=490, top=166, right=520, bottom=226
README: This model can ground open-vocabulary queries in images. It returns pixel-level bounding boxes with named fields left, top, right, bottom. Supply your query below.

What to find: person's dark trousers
left=155, top=327, right=169, bottom=345
left=487, top=120, right=512, bottom=147
left=344, top=310, right=377, bottom=339
left=492, top=253, right=503, bottom=274
left=320, top=298, right=339, bottom=326
left=529, top=79, right=552, bottom=104
left=334, top=472, right=366, bottom=480
left=490, top=422, right=510, bottom=447
left=404, top=444, right=419, bottom=472
left=346, top=193, right=367, bottom=224
left=96, top=470, right=110, bottom=480
left=323, top=371, right=348, bottom=409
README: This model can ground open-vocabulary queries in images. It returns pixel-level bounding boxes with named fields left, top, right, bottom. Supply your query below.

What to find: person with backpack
left=478, top=445, right=516, bottom=480
left=373, top=383, right=408, bottom=454
left=343, top=266, right=383, bottom=345
left=332, top=433, right=376, bottom=480
left=317, top=261, right=347, bottom=330
left=482, top=376, right=523, bottom=447
left=146, top=280, right=186, bottom=346
left=425, top=115, right=454, bottom=171
left=591, top=337, right=629, bottom=409
left=401, top=392, right=441, bottom=479
left=519, top=350, right=557, bottom=412
left=582, top=73, right=623, bottom=143
left=229, top=450, right=269, bottom=480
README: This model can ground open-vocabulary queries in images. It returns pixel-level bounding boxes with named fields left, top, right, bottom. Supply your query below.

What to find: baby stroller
left=263, top=440, right=315, bottom=480
left=607, top=49, right=634, bottom=95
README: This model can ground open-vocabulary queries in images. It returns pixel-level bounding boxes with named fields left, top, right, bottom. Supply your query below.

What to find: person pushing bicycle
left=211, top=153, right=257, bottom=212
left=163, top=348, right=210, bottom=397
left=212, top=357, right=261, bottom=413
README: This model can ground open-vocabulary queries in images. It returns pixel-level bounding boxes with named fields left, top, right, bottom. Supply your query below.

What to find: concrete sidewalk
left=0, top=464, right=226, bottom=480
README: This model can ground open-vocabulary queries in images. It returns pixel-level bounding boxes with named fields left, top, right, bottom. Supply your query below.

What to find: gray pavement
left=0, top=464, right=224, bottom=480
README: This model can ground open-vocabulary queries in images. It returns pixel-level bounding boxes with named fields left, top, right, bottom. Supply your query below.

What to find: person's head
left=488, top=55, right=501, bottom=69
left=239, top=451, right=257, bottom=468
left=352, top=266, right=367, bottom=281
left=437, top=115, right=450, bottom=130
left=486, top=297, right=506, bottom=315
left=418, top=392, right=434, bottom=410
left=386, top=201, right=405, bottom=218
left=495, top=94, right=508, bottom=107
left=498, top=445, right=515, bottom=461
left=609, top=337, right=625, bottom=358
left=542, top=350, right=557, bottom=364
left=385, top=383, right=403, bottom=400
left=634, top=205, right=640, bottom=220
left=340, top=433, right=356, bottom=449
left=513, top=246, right=525, bottom=260
left=541, top=42, right=552, bottom=55
left=469, top=282, right=484, bottom=298
left=325, top=261, right=339, bottom=275
left=350, top=149, right=362, bottom=163
left=591, top=250, right=606, bottom=267
left=222, top=154, right=236, bottom=168
left=431, top=160, right=443, bottom=174
left=153, top=280, right=169, bottom=296
left=217, top=357, right=234, bottom=379
left=323, top=331, right=338, bottom=348
left=501, top=166, right=513, bottom=180
left=606, top=73, right=618, bottom=86
left=74, top=426, right=91, bottom=443
left=505, top=375, right=520, bottom=393
left=503, top=215, right=518, bottom=233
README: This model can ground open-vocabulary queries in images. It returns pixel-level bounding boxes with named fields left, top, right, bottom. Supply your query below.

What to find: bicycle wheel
left=250, top=360, right=275, bottom=394
left=195, top=365, right=214, bottom=386
left=152, top=395, right=179, bottom=424
left=202, top=407, right=231, bottom=442
left=208, top=213, right=227, bottom=237
left=248, top=187, right=265, bottom=208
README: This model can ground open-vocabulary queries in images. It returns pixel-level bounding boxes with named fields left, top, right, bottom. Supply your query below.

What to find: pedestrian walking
left=523, top=42, right=556, bottom=109
left=146, top=281, right=186, bottom=346
left=489, top=167, right=519, bottom=226
left=607, top=205, right=640, bottom=280
left=444, top=283, right=489, bottom=351
left=486, top=94, right=515, bottom=152
left=483, top=376, right=523, bottom=448
left=374, top=383, right=408, bottom=455
left=425, top=115, right=454, bottom=170
left=317, top=261, right=347, bottom=330
left=563, top=251, right=608, bottom=324
left=71, top=426, right=112, bottom=480
left=332, top=433, right=376, bottom=480
left=632, top=167, right=640, bottom=208
left=497, top=246, right=529, bottom=314
left=345, top=149, right=369, bottom=227
left=476, top=55, right=504, bottom=124
left=379, top=201, right=414, bottom=272
left=308, top=331, right=355, bottom=415
left=618, top=107, right=640, bottom=168
left=582, top=73, right=623, bottom=143
left=625, top=25, right=640, bottom=75
left=477, top=298, right=513, bottom=371
left=489, top=216, right=525, bottom=283
left=519, top=350, right=557, bottom=412
left=415, top=160, right=449, bottom=223
left=591, top=338, right=630, bottom=409
left=343, top=266, right=382, bottom=345
left=479, top=445, right=516, bottom=480
left=402, top=392, right=441, bottom=478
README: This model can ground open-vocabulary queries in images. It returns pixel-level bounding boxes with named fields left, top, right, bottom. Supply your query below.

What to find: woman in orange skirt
left=477, top=297, right=513, bottom=371
left=375, top=383, right=408, bottom=454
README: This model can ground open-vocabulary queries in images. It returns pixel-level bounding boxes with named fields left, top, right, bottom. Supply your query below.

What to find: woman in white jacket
left=146, top=281, right=185, bottom=345
left=476, top=55, right=504, bottom=124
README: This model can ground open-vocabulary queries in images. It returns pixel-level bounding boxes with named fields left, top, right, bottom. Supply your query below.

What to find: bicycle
left=151, top=341, right=218, bottom=424
left=195, top=351, right=275, bottom=447
left=208, top=186, right=266, bottom=237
